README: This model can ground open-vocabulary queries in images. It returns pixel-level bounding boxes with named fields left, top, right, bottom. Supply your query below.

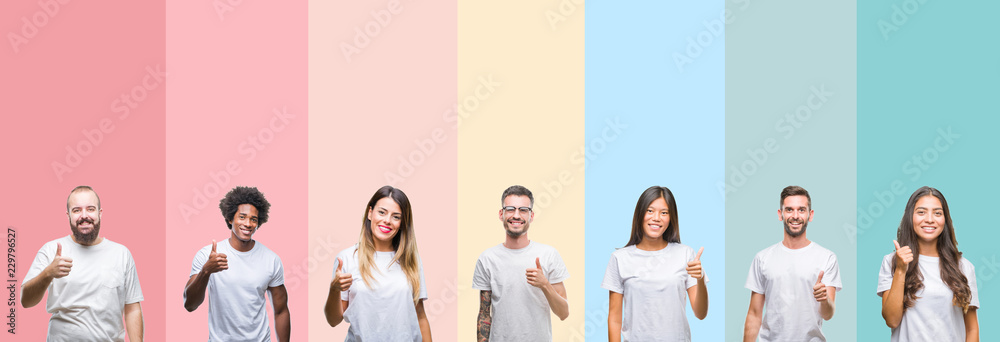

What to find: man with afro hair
left=183, top=186, right=290, bottom=341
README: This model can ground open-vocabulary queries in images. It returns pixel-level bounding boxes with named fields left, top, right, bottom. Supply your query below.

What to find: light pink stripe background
left=308, top=0, right=458, bottom=339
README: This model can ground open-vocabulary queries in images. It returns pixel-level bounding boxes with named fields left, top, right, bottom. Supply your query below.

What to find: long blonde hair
left=356, top=186, right=422, bottom=303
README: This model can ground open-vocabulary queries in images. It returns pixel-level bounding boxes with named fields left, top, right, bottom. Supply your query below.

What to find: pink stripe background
left=165, top=0, right=307, bottom=340
left=1, top=1, right=166, bottom=341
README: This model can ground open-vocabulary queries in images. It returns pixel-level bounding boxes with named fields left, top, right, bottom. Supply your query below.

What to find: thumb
left=211, top=240, right=217, bottom=253
left=56, top=242, right=62, bottom=257
left=336, top=257, right=344, bottom=273
left=695, top=247, right=704, bottom=261
left=816, top=271, right=825, bottom=285
left=893, top=240, right=900, bottom=251
left=535, top=257, right=542, bottom=270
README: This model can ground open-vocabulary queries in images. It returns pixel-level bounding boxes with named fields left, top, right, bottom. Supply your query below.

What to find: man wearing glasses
left=473, top=185, right=570, bottom=342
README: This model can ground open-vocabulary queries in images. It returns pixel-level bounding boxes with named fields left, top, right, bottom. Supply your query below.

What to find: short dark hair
left=780, top=185, right=811, bottom=209
left=219, top=186, right=270, bottom=229
left=67, top=185, right=100, bottom=211
left=501, top=185, right=534, bottom=207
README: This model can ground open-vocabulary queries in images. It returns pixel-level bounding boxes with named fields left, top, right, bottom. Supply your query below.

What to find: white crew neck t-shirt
left=188, top=240, right=284, bottom=342
left=877, top=253, right=979, bottom=342
left=23, top=236, right=143, bottom=342
left=745, top=241, right=842, bottom=342
left=602, top=243, right=708, bottom=342
left=472, top=241, right=570, bottom=342
left=336, top=244, right=428, bottom=342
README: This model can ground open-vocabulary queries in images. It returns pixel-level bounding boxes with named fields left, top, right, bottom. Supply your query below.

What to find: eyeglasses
left=502, top=206, right=532, bottom=215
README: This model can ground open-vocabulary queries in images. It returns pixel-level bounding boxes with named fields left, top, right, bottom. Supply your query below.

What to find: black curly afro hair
left=219, top=186, right=270, bottom=229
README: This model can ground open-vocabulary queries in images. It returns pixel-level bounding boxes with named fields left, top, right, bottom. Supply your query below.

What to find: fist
left=47, top=243, right=73, bottom=279
left=331, top=257, right=353, bottom=292
left=526, top=257, right=550, bottom=288
left=686, top=247, right=705, bottom=279
left=813, top=271, right=828, bottom=302
left=203, top=240, right=229, bottom=274
left=893, top=240, right=913, bottom=272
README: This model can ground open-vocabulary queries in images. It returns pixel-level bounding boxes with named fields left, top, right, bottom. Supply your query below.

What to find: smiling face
left=779, top=195, right=813, bottom=238
left=368, top=197, right=402, bottom=249
left=643, top=197, right=670, bottom=241
left=228, top=204, right=259, bottom=242
left=911, top=195, right=945, bottom=244
left=67, top=190, right=102, bottom=244
left=499, top=195, right=533, bottom=238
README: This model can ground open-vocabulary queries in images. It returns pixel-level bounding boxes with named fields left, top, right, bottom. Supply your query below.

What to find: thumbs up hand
left=893, top=240, right=913, bottom=272
left=686, top=247, right=705, bottom=280
left=813, top=271, right=828, bottom=302
left=47, top=242, right=73, bottom=279
left=526, top=257, right=550, bottom=288
left=202, top=240, right=229, bottom=275
left=331, top=257, right=353, bottom=292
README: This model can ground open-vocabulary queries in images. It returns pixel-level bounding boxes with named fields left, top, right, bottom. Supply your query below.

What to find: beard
left=71, top=217, right=101, bottom=244
left=783, top=217, right=807, bottom=238
left=504, top=218, right=529, bottom=238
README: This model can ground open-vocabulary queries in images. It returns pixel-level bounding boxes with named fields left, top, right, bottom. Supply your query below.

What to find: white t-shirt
left=602, top=243, right=708, bottom=342
left=876, top=253, right=979, bottom=342
left=472, top=241, right=569, bottom=342
left=745, top=242, right=841, bottom=342
left=23, top=236, right=143, bottom=342
left=188, top=240, right=284, bottom=342
left=336, top=244, right=428, bottom=342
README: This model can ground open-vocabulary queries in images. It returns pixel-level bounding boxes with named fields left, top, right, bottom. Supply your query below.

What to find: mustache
left=77, top=217, right=95, bottom=225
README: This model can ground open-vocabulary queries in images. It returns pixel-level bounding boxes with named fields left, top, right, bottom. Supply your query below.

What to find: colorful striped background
left=1, top=0, right=997, bottom=341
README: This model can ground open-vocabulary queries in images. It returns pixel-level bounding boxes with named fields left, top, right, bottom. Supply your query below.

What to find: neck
left=504, top=234, right=530, bottom=249
left=918, top=239, right=939, bottom=257
left=636, top=237, right=668, bottom=251
left=373, top=239, right=394, bottom=252
left=72, top=236, right=103, bottom=246
left=782, top=234, right=810, bottom=249
left=229, top=235, right=255, bottom=252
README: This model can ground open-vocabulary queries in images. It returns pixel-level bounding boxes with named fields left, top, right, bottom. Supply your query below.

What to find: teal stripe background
left=857, top=0, right=1000, bottom=340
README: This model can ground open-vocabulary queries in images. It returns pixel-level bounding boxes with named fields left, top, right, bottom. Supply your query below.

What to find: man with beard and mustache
left=473, top=185, right=569, bottom=342
left=743, top=185, right=841, bottom=342
left=21, top=186, right=144, bottom=342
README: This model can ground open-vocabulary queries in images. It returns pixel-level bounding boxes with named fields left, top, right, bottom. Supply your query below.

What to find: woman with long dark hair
left=602, top=186, right=708, bottom=342
left=878, top=186, right=979, bottom=341
left=324, top=186, right=431, bottom=341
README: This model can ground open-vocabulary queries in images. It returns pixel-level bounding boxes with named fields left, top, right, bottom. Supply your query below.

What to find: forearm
left=965, top=309, right=979, bottom=342
left=743, top=313, right=761, bottom=342
left=608, top=317, right=622, bottom=342
left=323, top=286, right=344, bottom=327
left=477, top=291, right=491, bottom=342
left=819, top=298, right=835, bottom=320
left=416, top=300, right=432, bottom=342
left=477, top=310, right=491, bottom=342
left=124, top=303, right=143, bottom=342
left=542, top=284, right=569, bottom=320
left=20, top=272, right=53, bottom=308
left=274, top=308, right=290, bottom=342
left=881, top=270, right=906, bottom=328
left=691, top=279, right=709, bottom=320
left=183, top=272, right=210, bottom=312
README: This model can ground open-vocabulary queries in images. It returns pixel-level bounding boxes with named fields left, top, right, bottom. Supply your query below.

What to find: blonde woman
left=324, top=186, right=431, bottom=341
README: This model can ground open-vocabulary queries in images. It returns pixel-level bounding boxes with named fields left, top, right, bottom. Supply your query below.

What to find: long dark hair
left=894, top=186, right=971, bottom=312
left=625, top=186, right=680, bottom=247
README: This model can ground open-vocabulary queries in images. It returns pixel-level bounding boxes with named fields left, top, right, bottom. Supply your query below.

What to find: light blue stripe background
left=584, top=0, right=725, bottom=340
